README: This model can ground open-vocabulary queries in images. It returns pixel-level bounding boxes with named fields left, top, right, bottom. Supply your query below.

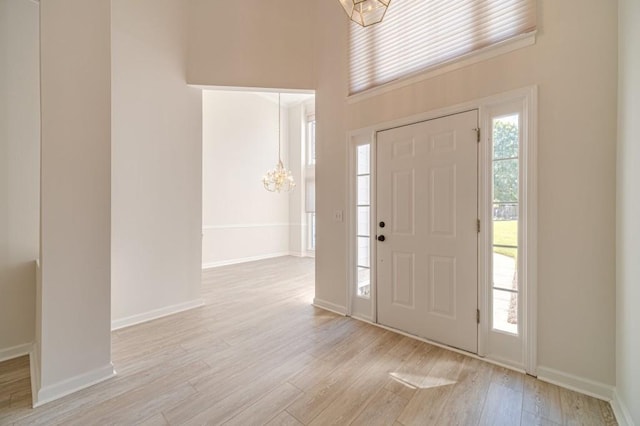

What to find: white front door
left=376, top=110, right=479, bottom=353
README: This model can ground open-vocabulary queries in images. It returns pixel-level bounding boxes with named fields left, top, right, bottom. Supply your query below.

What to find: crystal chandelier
left=262, top=93, right=295, bottom=193
left=338, top=0, right=390, bottom=27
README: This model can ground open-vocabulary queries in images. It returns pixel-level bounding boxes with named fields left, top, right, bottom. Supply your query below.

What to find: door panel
left=377, top=110, right=478, bottom=353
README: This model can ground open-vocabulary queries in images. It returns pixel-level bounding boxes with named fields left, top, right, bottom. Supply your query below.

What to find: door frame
left=346, top=86, right=538, bottom=375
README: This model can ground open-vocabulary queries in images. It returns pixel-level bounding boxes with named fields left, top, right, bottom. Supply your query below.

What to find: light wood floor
left=0, top=256, right=617, bottom=425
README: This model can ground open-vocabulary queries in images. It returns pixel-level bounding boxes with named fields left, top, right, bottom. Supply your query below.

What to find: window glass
left=492, top=114, right=520, bottom=334
left=357, top=144, right=370, bottom=175
left=357, top=206, right=370, bottom=236
left=307, top=119, right=316, bottom=166
left=356, top=143, right=371, bottom=299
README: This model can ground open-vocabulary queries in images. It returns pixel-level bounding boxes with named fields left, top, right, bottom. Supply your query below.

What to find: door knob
left=379, top=221, right=386, bottom=228
left=377, top=235, right=386, bottom=242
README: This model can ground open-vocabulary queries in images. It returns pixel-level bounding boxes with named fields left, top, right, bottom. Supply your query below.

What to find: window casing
left=481, top=89, right=536, bottom=373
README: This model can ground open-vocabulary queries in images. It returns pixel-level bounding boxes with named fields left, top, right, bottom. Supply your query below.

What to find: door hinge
left=477, top=219, right=481, bottom=233
left=474, top=127, right=480, bottom=143
left=477, top=309, right=480, bottom=324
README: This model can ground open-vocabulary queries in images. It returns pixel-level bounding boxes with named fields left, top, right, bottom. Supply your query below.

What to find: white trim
left=312, top=298, right=347, bottom=316
left=345, top=86, right=538, bottom=372
left=479, top=86, right=538, bottom=374
left=0, top=342, right=33, bottom=363
left=536, top=366, right=615, bottom=402
left=524, top=88, right=539, bottom=374
left=347, top=32, right=536, bottom=104
left=189, top=85, right=314, bottom=95
left=346, top=138, right=354, bottom=317
left=288, top=251, right=316, bottom=259
left=202, top=252, right=292, bottom=269
left=111, top=298, right=205, bottom=331
left=34, top=363, right=116, bottom=408
left=611, top=389, right=634, bottom=426
left=347, top=87, right=537, bottom=137
left=478, top=106, right=490, bottom=359
left=351, top=312, right=375, bottom=323
left=202, top=223, right=290, bottom=230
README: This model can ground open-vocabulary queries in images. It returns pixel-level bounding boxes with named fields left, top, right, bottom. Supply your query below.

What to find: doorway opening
left=200, top=89, right=316, bottom=300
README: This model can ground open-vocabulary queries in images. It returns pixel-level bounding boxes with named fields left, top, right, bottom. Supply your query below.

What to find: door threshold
left=349, top=314, right=526, bottom=375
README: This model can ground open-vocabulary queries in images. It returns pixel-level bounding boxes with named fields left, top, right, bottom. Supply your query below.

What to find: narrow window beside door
left=356, top=144, right=371, bottom=298
left=491, top=114, right=520, bottom=335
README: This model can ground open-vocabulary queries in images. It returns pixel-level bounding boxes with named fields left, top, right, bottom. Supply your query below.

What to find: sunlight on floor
left=389, top=372, right=456, bottom=389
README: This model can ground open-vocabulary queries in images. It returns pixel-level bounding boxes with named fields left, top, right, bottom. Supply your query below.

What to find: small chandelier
left=338, top=0, right=390, bottom=27
left=262, top=93, right=295, bottom=193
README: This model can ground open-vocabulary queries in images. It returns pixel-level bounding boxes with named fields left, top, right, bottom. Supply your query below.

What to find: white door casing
left=376, top=110, right=479, bottom=353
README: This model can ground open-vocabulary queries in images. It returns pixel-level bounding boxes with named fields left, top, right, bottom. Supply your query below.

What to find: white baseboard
left=111, top=298, right=205, bottom=331
left=312, top=298, right=347, bottom=316
left=290, top=251, right=315, bottom=258
left=537, top=366, right=615, bottom=401
left=202, top=252, right=292, bottom=269
left=34, top=363, right=116, bottom=408
left=611, top=389, right=635, bottom=426
left=0, top=342, right=33, bottom=363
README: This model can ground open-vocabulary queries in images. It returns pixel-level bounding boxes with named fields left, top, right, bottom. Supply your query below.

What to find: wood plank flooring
left=0, top=256, right=617, bottom=425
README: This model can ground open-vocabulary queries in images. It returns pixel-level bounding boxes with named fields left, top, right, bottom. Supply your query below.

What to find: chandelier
left=262, top=93, right=295, bottom=193
left=338, top=0, right=390, bottom=27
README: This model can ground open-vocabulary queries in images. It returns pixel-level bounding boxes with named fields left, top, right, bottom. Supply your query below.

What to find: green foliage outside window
left=493, top=120, right=519, bottom=204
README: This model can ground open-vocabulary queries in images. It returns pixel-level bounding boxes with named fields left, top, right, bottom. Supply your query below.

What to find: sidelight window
left=491, top=114, right=520, bottom=335
left=356, top=144, right=371, bottom=298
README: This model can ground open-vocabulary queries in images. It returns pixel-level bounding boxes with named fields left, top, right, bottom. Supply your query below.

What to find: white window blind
left=349, top=0, right=537, bottom=94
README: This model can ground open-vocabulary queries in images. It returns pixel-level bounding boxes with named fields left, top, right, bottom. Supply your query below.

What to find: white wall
left=0, top=0, right=39, bottom=358
left=202, top=91, right=291, bottom=267
left=187, top=0, right=315, bottom=90
left=111, top=0, right=203, bottom=327
left=312, top=0, right=617, bottom=389
left=38, top=0, right=113, bottom=403
left=616, top=0, right=640, bottom=423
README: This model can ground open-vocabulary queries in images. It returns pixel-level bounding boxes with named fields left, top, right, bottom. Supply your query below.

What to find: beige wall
left=7, top=0, right=622, bottom=406
left=617, top=0, right=640, bottom=422
left=202, top=91, right=290, bottom=267
left=111, top=0, right=203, bottom=324
left=313, top=0, right=617, bottom=386
left=0, top=0, right=39, bottom=356
left=313, top=1, right=350, bottom=313
left=187, top=0, right=315, bottom=90
left=39, top=0, right=113, bottom=399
